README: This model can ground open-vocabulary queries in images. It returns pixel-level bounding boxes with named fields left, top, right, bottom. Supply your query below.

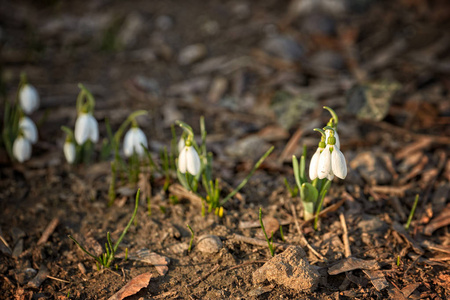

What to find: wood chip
left=168, top=183, right=203, bottom=207
left=27, top=264, right=49, bottom=289
left=401, top=283, right=420, bottom=298
left=424, top=203, right=450, bottom=236
left=108, top=272, right=152, bottom=300
left=37, top=217, right=59, bottom=246
left=328, top=257, right=380, bottom=275
left=362, top=269, right=389, bottom=291
left=120, top=248, right=170, bottom=276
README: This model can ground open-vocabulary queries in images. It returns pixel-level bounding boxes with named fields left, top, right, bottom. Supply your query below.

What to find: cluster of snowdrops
left=4, top=79, right=347, bottom=220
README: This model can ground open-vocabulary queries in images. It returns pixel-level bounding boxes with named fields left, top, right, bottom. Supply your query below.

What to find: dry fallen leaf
left=108, top=272, right=152, bottom=300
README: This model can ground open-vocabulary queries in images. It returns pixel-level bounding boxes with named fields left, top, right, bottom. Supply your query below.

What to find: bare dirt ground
left=1, top=0, right=450, bottom=299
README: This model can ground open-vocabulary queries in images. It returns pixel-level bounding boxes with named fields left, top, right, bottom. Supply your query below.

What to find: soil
left=1, top=0, right=450, bottom=299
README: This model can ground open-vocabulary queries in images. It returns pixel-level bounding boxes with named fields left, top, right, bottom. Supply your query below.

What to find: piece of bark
left=328, top=257, right=380, bottom=275
left=402, top=283, right=420, bottom=298
left=362, top=269, right=389, bottom=291
left=108, top=272, right=152, bottom=300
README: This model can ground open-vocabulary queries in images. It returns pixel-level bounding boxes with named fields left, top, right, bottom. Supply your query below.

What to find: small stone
left=197, top=235, right=222, bottom=254
left=178, top=44, right=207, bottom=66
left=252, top=246, right=320, bottom=292
left=155, top=15, right=173, bottom=31
left=261, top=34, right=304, bottom=61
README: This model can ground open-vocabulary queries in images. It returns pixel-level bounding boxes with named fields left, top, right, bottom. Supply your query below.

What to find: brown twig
left=289, top=202, right=325, bottom=260
left=232, top=234, right=291, bottom=251
left=339, top=213, right=351, bottom=258
left=47, top=275, right=70, bottom=284
left=37, top=217, right=59, bottom=246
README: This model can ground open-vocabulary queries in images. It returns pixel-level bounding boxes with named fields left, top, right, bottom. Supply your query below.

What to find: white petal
left=133, top=128, right=148, bottom=157
left=186, top=146, right=201, bottom=175
left=64, top=142, right=76, bottom=164
left=334, top=131, right=340, bottom=149
left=19, top=116, right=38, bottom=144
left=332, top=148, right=347, bottom=179
left=177, top=137, right=185, bottom=154
left=74, top=114, right=90, bottom=144
left=19, top=84, right=39, bottom=114
left=309, top=148, right=321, bottom=180
left=13, top=136, right=32, bottom=163
left=123, top=128, right=135, bottom=157
left=317, top=145, right=331, bottom=179
left=178, top=147, right=187, bottom=173
left=88, top=114, right=99, bottom=143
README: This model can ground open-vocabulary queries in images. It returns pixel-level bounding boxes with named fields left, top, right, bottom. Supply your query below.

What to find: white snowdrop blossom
left=19, top=116, right=38, bottom=144
left=74, top=113, right=99, bottom=145
left=309, top=146, right=323, bottom=180
left=178, top=145, right=201, bottom=175
left=317, top=144, right=347, bottom=180
left=19, top=84, right=40, bottom=114
left=13, top=136, right=32, bottom=163
left=123, top=127, right=148, bottom=157
left=64, top=141, right=76, bottom=164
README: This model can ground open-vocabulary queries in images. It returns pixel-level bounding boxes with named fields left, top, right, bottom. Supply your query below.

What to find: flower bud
left=19, top=84, right=40, bottom=114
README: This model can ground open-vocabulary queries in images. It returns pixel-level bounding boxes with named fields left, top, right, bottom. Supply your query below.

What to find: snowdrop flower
left=13, top=135, right=32, bottom=163
left=64, top=140, right=76, bottom=164
left=74, top=112, right=99, bottom=144
left=178, top=144, right=201, bottom=176
left=19, top=84, right=40, bottom=114
left=317, top=132, right=347, bottom=180
left=19, top=116, right=38, bottom=144
left=123, top=127, right=148, bottom=157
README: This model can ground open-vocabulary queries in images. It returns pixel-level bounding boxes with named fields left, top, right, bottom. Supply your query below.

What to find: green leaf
left=300, top=182, right=318, bottom=203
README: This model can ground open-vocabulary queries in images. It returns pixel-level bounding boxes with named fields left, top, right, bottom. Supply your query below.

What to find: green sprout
left=187, top=224, right=194, bottom=253
left=259, top=207, right=275, bottom=257
left=69, top=189, right=140, bottom=269
left=405, top=194, right=420, bottom=230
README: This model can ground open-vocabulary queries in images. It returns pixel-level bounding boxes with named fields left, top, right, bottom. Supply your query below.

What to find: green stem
left=259, top=207, right=274, bottom=257
left=187, top=224, right=194, bottom=253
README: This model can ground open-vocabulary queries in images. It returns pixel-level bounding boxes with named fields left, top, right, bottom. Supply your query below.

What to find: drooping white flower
left=178, top=145, right=201, bottom=175
left=19, top=116, right=38, bottom=144
left=326, top=128, right=340, bottom=149
left=123, top=127, right=148, bottom=157
left=19, top=84, right=40, bottom=114
left=309, top=147, right=322, bottom=180
left=317, top=144, right=332, bottom=179
left=13, top=136, right=32, bottom=163
left=331, top=147, right=347, bottom=179
left=64, top=141, right=76, bottom=164
left=74, top=113, right=99, bottom=144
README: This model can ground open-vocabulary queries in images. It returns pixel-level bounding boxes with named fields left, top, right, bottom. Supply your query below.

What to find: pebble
left=197, top=235, right=223, bottom=254
left=178, top=44, right=207, bottom=66
left=253, top=246, right=320, bottom=292
left=224, top=135, right=271, bottom=160
left=357, top=214, right=388, bottom=234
